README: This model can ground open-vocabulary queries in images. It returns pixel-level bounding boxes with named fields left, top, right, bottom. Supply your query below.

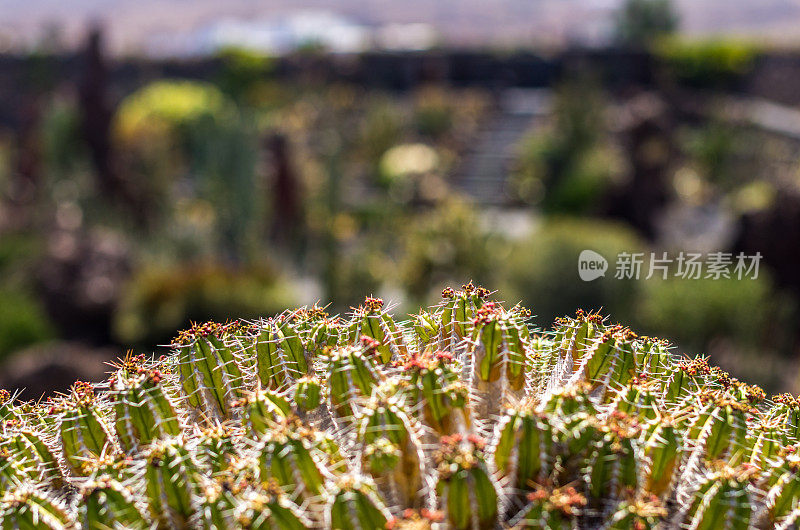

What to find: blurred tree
left=0, top=234, right=55, bottom=360
left=654, top=38, right=758, bottom=88
left=7, top=50, right=59, bottom=226
left=684, top=120, right=742, bottom=191
left=510, top=78, right=621, bottom=215
left=266, top=133, right=304, bottom=251
left=79, top=26, right=132, bottom=211
left=614, top=0, right=679, bottom=48
left=413, top=86, right=455, bottom=140
left=637, top=272, right=790, bottom=353
left=359, top=99, right=405, bottom=169
left=399, top=197, right=493, bottom=305
left=0, top=288, right=54, bottom=361
left=605, top=93, right=674, bottom=239
left=214, top=47, right=274, bottom=105
left=113, top=263, right=296, bottom=348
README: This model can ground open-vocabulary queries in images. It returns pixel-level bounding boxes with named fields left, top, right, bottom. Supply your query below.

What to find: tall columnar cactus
left=0, top=285, right=796, bottom=528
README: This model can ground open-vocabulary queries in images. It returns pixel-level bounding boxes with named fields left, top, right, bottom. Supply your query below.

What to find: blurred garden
left=1, top=19, right=800, bottom=396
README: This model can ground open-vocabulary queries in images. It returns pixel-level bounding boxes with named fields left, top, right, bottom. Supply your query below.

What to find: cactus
left=109, top=354, right=181, bottom=451
left=78, top=479, right=148, bottom=529
left=0, top=285, right=796, bottom=528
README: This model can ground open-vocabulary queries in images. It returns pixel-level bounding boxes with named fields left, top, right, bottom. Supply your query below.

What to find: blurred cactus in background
left=1, top=284, right=795, bottom=528
left=509, top=79, right=623, bottom=215
left=113, top=80, right=262, bottom=260
left=214, top=47, right=275, bottom=105
left=614, top=0, right=679, bottom=48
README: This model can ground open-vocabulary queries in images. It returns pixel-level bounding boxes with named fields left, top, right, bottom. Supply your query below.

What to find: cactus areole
left=0, top=284, right=794, bottom=529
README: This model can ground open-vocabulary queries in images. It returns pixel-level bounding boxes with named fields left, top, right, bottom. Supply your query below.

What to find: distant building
left=375, top=23, right=438, bottom=51
left=146, top=10, right=437, bottom=57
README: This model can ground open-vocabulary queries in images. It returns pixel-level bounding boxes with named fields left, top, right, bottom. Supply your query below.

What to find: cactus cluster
left=1, top=284, right=798, bottom=529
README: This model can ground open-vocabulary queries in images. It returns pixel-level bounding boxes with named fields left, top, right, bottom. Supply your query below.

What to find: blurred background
left=0, top=0, right=799, bottom=397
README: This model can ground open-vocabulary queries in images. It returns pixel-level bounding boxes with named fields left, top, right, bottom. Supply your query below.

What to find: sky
left=2, top=0, right=800, bottom=54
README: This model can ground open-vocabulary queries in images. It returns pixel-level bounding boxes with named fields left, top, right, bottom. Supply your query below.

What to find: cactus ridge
left=0, top=285, right=797, bottom=529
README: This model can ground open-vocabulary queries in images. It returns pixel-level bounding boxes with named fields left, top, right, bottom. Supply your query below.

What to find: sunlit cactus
left=293, top=376, right=324, bottom=413
left=195, top=424, right=237, bottom=475
left=327, top=477, right=391, bottom=530
left=762, top=450, right=800, bottom=525
left=236, top=386, right=292, bottom=436
left=605, top=494, right=666, bottom=530
left=257, top=418, right=329, bottom=500
left=349, top=297, right=407, bottom=364
left=1, top=284, right=798, bottom=528
left=235, top=484, right=312, bottom=530
left=55, top=382, right=115, bottom=476
left=0, top=426, right=63, bottom=489
left=584, top=411, right=641, bottom=502
left=78, top=479, right=148, bottom=530
left=515, top=485, right=586, bottom=529
left=467, top=301, right=530, bottom=421
left=325, top=343, right=382, bottom=421
left=251, top=314, right=309, bottom=390
left=0, top=488, right=72, bottom=529
left=357, top=385, right=424, bottom=509
left=680, top=464, right=753, bottom=529
left=400, top=349, right=469, bottom=436
left=492, top=407, right=554, bottom=493
left=642, top=419, right=682, bottom=497
left=175, top=322, right=250, bottom=422
left=0, top=390, right=16, bottom=422
left=109, top=354, right=181, bottom=451
left=144, top=438, right=201, bottom=528
left=435, top=434, right=497, bottom=530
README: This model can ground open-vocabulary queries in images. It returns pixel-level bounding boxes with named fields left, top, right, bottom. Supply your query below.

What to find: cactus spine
left=0, top=285, right=794, bottom=529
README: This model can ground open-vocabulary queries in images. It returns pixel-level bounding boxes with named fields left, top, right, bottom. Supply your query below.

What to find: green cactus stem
left=0, top=285, right=794, bottom=529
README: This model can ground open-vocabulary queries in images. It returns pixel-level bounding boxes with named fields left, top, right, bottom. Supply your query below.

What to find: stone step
left=451, top=89, right=551, bottom=204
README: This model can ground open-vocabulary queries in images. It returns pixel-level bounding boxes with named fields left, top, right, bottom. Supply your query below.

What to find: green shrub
left=113, top=263, right=296, bottom=348
left=39, top=98, right=89, bottom=181
left=499, top=218, right=644, bottom=326
left=682, top=121, right=738, bottom=189
left=638, top=271, right=789, bottom=352
left=412, top=86, right=455, bottom=139
left=0, top=235, right=42, bottom=277
left=113, top=81, right=236, bottom=206
left=0, top=288, right=54, bottom=361
left=0, top=235, right=53, bottom=361
left=359, top=99, right=406, bottom=167
left=398, top=198, right=494, bottom=304
left=655, top=37, right=760, bottom=88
